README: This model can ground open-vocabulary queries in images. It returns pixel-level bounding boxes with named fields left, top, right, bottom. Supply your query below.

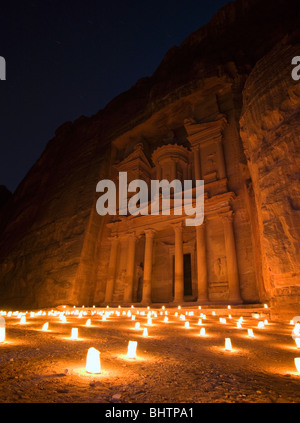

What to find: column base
left=140, top=301, right=152, bottom=307
left=228, top=298, right=243, bottom=305
left=197, top=296, right=209, bottom=303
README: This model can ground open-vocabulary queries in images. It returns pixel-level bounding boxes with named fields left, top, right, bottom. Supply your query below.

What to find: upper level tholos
left=111, top=114, right=230, bottom=209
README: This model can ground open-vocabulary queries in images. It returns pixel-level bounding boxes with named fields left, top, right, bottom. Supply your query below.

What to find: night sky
left=0, top=0, right=230, bottom=193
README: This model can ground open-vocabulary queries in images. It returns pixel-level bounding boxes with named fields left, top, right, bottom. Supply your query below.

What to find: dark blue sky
left=0, top=0, right=230, bottom=193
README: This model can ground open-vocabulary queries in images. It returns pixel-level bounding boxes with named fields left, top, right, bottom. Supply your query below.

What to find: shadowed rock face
left=240, top=32, right=300, bottom=320
left=0, top=186, right=12, bottom=211
left=0, top=0, right=299, bottom=318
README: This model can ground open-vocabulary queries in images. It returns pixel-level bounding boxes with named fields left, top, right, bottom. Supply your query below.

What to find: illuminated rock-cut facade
left=101, top=117, right=247, bottom=305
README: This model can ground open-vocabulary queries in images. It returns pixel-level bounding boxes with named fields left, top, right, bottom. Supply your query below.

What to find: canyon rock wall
left=0, top=0, right=299, bottom=318
left=240, top=32, right=300, bottom=320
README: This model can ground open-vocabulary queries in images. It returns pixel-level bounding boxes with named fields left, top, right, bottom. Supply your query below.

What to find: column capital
left=108, top=234, right=119, bottom=243
left=196, top=220, right=206, bottom=230
left=144, top=229, right=156, bottom=239
left=127, top=231, right=138, bottom=241
left=220, top=211, right=234, bottom=224
left=172, top=221, right=184, bottom=234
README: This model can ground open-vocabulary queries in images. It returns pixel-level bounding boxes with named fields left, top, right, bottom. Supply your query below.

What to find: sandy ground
left=0, top=305, right=300, bottom=403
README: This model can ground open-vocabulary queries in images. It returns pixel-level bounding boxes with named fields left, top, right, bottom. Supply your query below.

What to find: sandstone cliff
left=240, top=31, right=300, bottom=319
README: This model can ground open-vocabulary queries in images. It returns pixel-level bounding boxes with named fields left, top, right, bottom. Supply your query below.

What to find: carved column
left=215, top=140, right=226, bottom=179
left=196, top=223, right=208, bottom=302
left=123, top=233, right=137, bottom=303
left=193, top=147, right=202, bottom=182
left=222, top=212, right=242, bottom=302
left=156, top=164, right=162, bottom=180
left=142, top=229, right=156, bottom=305
left=171, top=160, right=177, bottom=181
left=173, top=222, right=184, bottom=303
left=105, top=235, right=119, bottom=303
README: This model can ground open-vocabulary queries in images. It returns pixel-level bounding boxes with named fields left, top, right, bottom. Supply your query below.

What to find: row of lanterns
left=1, top=304, right=300, bottom=376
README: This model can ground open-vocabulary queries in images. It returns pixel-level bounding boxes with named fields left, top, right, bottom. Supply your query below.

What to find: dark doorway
left=172, top=253, right=193, bottom=297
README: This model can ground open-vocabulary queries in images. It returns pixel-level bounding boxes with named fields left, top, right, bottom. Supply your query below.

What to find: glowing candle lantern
left=295, top=358, right=300, bottom=374
left=164, top=316, right=168, bottom=323
left=142, top=328, right=148, bottom=337
left=0, top=317, right=5, bottom=343
left=258, top=321, right=265, bottom=329
left=237, top=322, right=242, bottom=329
left=225, top=338, right=232, bottom=351
left=86, top=319, right=91, bottom=327
left=127, top=341, right=137, bottom=359
left=239, top=317, right=243, bottom=323
left=228, top=315, right=232, bottom=319
left=290, top=320, right=294, bottom=325
left=131, top=315, right=136, bottom=321
left=175, top=312, right=178, bottom=317
left=162, top=306, right=165, bottom=310
left=71, top=328, right=78, bottom=340
left=212, top=311, right=216, bottom=316
left=248, top=329, right=254, bottom=338
left=127, top=311, right=132, bottom=318
left=102, top=315, right=106, bottom=322
left=86, top=348, right=101, bottom=374
left=264, top=304, right=268, bottom=309
left=7, top=312, right=12, bottom=317
left=264, top=319, right=269, bottom=325
left=184, top=321, right=190, bottom=329
left=295, top=338, right=300, bottom=349
left=200, top=328, right=206, bottom=337
left=198, top=319, right=202, bottom=326
left=20, top=316, right=26, bottom=325
left=198, top=306, right=201, bottom=310
left=30, top=312, right=35, bottom=318
left=135, top=322, right=140, bottom=330
left=160, top=311, right=163, bottom=316
left=228, top=305, right=231, bottom=309
left=42, top=322, right=49, bottom=332
left=202, top=314, right=206, bottom=320
left=147, top=318, right=152, bottom=326
left=178, top=306, right=181, bottom=310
